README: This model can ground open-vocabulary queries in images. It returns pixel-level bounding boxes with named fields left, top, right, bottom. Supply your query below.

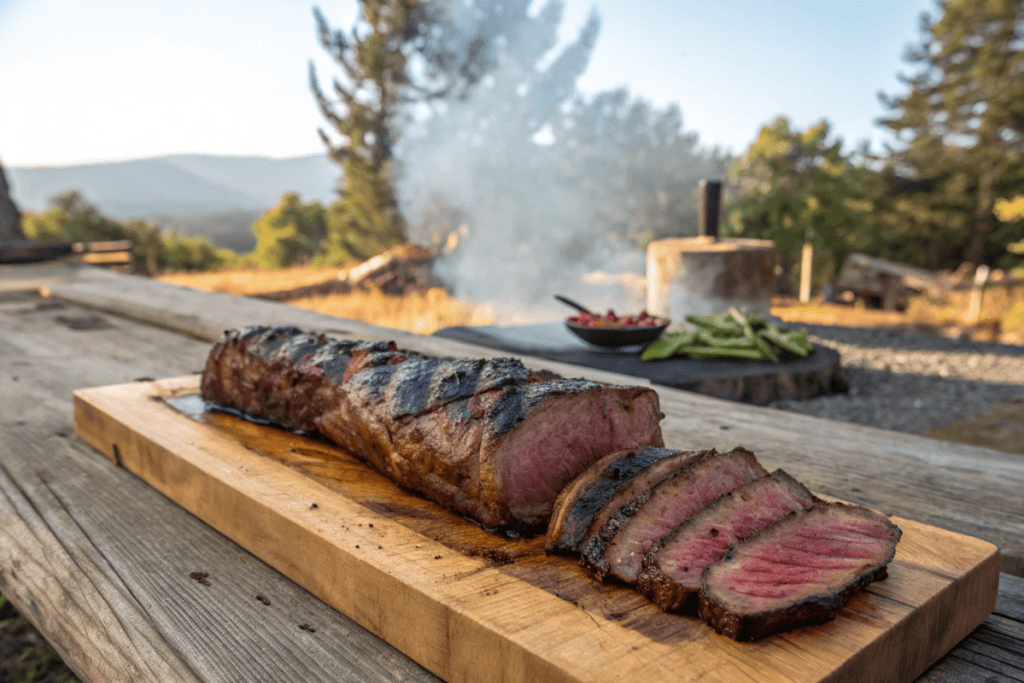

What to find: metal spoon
left=553, top=295, right=592, bottom=315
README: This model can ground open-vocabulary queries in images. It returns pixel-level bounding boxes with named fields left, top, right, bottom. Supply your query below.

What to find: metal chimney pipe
left=698, top=179, right=722, bottom=240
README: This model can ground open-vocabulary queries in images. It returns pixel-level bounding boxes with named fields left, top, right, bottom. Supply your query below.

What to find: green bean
left=685, top=314, right=742, bottom=335
left=640, top=330, right=697, bottom=360
left=751, top=330, right=779, bottom=362
left=681, top=346, right=768, bottom=361
left=789, top=331, right=813, bottom=354
left=696, top=329, right=758, bottom=348
left=761, top=327, right=811, bottom=357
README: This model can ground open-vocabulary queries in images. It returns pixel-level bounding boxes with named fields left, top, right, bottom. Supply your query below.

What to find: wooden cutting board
left=73, top=376, right=1001, bottom=683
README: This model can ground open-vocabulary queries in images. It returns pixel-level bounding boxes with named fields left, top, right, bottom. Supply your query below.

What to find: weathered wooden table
left=0, top=262, right=1021, bottom=682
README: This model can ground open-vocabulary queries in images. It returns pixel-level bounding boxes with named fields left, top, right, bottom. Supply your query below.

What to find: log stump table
left=433, top=322, right=842, bottom=405
left=646, top=237, right=777, bottom=321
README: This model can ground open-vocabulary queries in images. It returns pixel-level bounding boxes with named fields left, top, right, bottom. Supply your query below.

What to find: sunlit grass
left=289, top=286, right=495, bottom=335
left=157, top=267, right=495, bottom=334
left=158, top=264, right=349, bottom=297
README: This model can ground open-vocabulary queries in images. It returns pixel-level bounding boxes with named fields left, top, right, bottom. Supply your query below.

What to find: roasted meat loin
left=200, top=326, right=665, bottom=528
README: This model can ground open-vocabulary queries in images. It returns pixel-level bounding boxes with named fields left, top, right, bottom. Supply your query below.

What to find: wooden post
left=698, top=180, right=722, bottom=239
left=967, top=264, right=991, bottom=326
left=799, top=242, right=814, bottom=304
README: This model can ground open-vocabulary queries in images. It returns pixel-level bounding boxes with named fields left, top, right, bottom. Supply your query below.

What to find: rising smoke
left=396, top=0, right=730, bottom=321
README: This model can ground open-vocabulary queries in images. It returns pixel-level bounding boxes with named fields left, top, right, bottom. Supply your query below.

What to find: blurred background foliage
left=726, top=0, right=1024, bottom=291
left=20, top=191, right=238, bottom=274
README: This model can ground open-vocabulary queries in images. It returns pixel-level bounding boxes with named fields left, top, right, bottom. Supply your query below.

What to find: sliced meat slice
left=576, top=448, right=712, bottom=566
left=637, top=469, right=816, bottom=611
left=698, top=502, right=902, bottom=641
left=588, top=447, right=767, bottom=584
left=546, top=447, right=702, bottom=555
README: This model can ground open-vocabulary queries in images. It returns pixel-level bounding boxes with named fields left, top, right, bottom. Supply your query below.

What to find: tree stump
left=646, top=237, right=776, bottom=322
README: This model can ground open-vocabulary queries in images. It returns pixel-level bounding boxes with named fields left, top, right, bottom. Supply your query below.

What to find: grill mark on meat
left=482, top=380, right=604, bottom=436
left=430, top=359, right=484, bottom=405
left=698, top=502, right=901, bottom=641
left=248, top=326, right=303, bottom=359
left=390, top=358, right=447, bottom=419
left=280, top=333, right=325, bottom=365
left=349, top=363, right=401, bottom=402
left=388, top=358, right=534, bottom=422
left=575, top=449, right=708, bottom=563
left=478, top=358, right=531, bottom=391
left=487, top=385, right=527, bottom=435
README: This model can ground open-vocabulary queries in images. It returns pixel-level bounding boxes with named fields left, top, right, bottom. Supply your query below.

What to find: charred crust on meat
left=349, top=363, right=400, bottom=400
left=486, top=385, right=528, bottom=435
left=389, top=357, right=441, bottom=418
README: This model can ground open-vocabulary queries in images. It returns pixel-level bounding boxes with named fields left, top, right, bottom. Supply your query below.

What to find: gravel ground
left=768, top=323, right=1024, bottom=434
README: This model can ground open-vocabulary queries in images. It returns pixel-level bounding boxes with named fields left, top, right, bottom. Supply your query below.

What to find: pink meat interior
left=499, top=392, right=662, bottom=524
left=659, top=473, right=815, bottom=589
left=705, top=509, right=899, bottom=613
left=606, top=453, right=765, bottom=583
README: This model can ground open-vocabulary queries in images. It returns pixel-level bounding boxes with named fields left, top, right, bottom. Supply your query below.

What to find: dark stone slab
left=432, top=322, right=843, bottom=405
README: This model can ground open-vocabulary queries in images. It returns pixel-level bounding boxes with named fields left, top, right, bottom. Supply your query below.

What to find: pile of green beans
left=641, top=307, right=812, bottom=362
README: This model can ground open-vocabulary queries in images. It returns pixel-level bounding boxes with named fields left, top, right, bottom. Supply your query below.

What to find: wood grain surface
left=73, top=375, right=1002, bottom=683
left=1, top=262, right=1022, bottom=683
left=0, top=280, right=439, bottom=683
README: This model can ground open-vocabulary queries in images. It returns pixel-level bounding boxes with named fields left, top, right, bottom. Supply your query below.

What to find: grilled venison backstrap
left=200, top=326, right=665, bottom=529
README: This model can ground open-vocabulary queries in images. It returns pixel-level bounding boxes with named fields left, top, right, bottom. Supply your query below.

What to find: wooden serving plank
left=73, top=376, right=1001, bottom=683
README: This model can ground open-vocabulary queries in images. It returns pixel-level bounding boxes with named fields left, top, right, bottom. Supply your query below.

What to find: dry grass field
left=158, top=265, right=495, bottom=334
left=772, top=285, right=1024, bottom=344
left=159, top=264, right=351, bottom=297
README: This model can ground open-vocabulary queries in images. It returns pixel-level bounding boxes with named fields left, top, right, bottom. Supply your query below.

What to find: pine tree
left=726, top=117, right=877, bottom=288
left=310, top=2, right=419, bottom=262
left=879, top=0, right=1024, bottom=266
left=310, top=1, right=497, bottom=263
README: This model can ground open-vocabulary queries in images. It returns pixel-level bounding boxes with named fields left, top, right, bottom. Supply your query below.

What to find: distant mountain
left=7, top=153, right=339, bottom=251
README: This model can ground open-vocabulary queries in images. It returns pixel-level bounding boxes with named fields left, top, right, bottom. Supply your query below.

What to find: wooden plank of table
left=0, top=288, right=440, bottom=683
left=40, top=265, right=1024, bottom=576
left=917, top=573, right=1024, bottom=681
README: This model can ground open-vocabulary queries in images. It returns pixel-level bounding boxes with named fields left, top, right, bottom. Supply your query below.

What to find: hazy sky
left=1, top=0, right=936, bottom=167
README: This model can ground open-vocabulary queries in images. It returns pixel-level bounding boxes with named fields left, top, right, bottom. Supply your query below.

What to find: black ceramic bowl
left=565, top=318, right=670, bottom=348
